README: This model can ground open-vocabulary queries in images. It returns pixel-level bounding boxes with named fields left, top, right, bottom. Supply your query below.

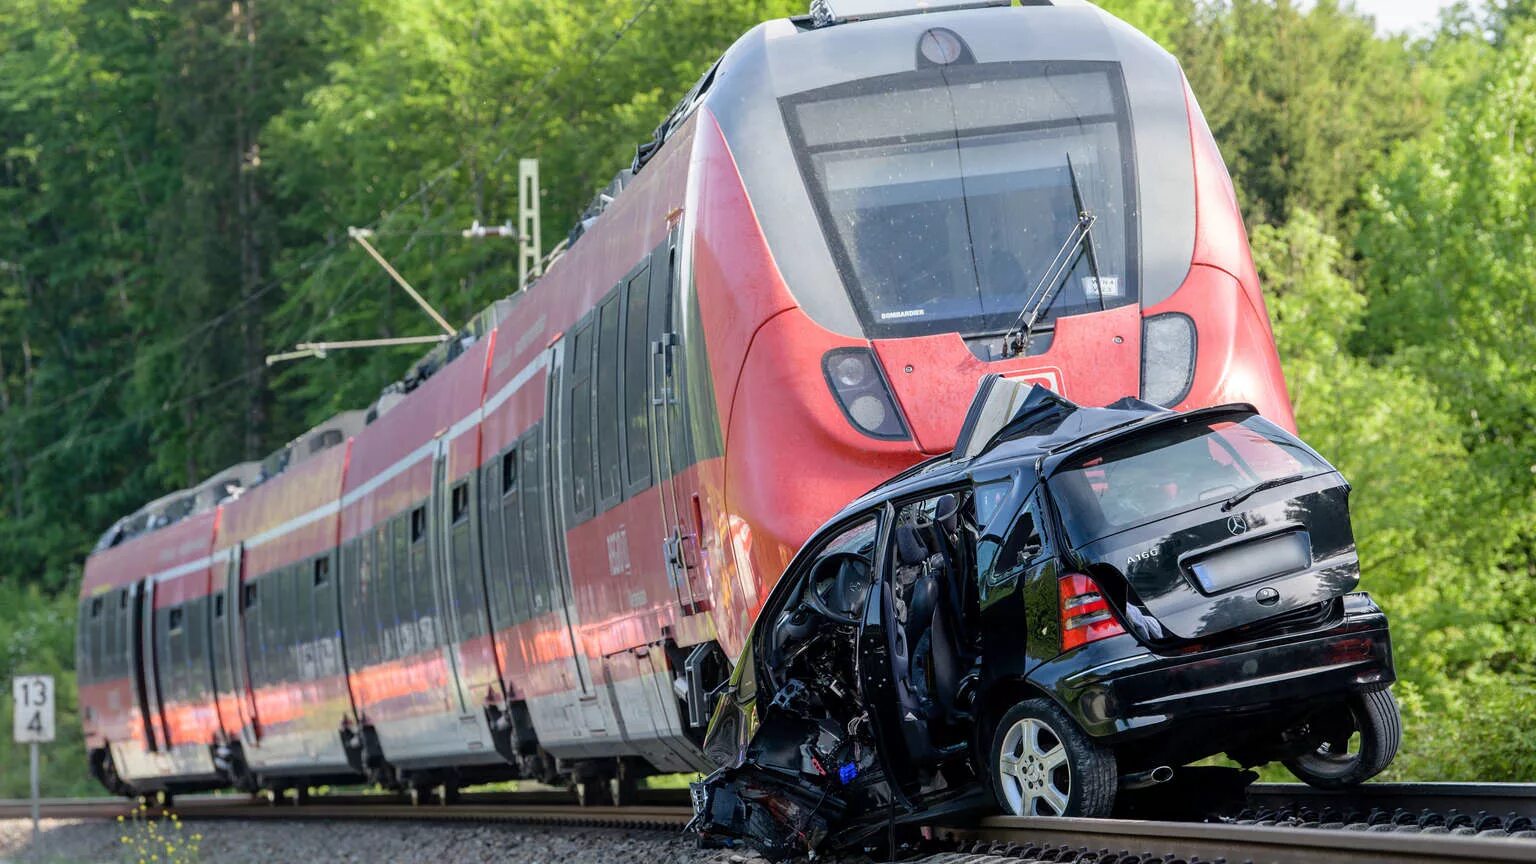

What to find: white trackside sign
left=13, top=675, right=55, bottom=743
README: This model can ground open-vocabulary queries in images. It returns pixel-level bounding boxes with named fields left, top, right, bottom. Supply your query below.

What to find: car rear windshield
left=1049, top=415, right=1329, bottom=544
left=781, top=61, right=1137, bottom=339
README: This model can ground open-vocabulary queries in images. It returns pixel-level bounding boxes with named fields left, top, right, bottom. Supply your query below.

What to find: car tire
left=1284, top=688, right=1401, bottom=789
left=988, top=697, right=1116, bottom=818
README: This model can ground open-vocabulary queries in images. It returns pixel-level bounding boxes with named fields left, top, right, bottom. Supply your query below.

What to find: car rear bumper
left=1028, top=593, right=1394, bottom=742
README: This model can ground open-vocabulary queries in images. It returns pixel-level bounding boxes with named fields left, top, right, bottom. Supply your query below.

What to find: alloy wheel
left=996, top=716, right=1072, bottom=816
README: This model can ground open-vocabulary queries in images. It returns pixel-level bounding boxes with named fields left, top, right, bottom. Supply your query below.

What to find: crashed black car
left=691, top=378, right=1399, bottom=859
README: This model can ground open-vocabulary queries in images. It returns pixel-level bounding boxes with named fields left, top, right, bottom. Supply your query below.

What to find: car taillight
left=822, top=348, right=910, bottom=440
left=1059, top=573, right=1127, bottom=651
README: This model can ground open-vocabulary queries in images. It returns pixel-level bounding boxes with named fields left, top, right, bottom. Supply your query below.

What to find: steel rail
left=1246, top=781, right=1536, bottom=821
left=0, top=792, right=694, bottom=830
left=936, top=815, right=1536, bottom=864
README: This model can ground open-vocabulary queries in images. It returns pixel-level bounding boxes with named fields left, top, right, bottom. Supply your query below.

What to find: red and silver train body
left=77, top=0, right=1292, bottom=798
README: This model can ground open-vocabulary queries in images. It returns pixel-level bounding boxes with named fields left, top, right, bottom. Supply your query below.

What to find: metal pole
left=346, top=227, right=457, bottom=336
left=30, top=739, right=39, bottom=845
left=518, top=158, right=542, bottom=287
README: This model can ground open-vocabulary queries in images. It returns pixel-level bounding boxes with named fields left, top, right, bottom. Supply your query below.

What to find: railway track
left=4, top=784, right=1534, bottom=862
left=931, top=814, right=1536, bottom=864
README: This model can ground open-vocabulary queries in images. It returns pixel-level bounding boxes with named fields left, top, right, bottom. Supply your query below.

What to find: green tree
left=1258, top=211, right=1536, bottom=780
left=1174, top=0, right=1437, bottom=229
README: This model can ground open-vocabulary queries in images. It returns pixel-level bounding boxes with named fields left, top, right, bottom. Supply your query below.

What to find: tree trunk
left=233, top=0, right=268, bottom=461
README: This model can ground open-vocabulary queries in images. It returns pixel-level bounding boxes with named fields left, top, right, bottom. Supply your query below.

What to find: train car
left=78, top=0, right=1295, bottom=803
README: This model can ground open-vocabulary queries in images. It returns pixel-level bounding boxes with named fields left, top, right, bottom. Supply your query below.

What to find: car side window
left=985, top=489, right=1051, bottom=586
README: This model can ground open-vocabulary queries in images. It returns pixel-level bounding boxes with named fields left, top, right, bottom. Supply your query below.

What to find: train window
left=567, top=319, right=595, bottom=520
left=377, top=523, right=395, bottom=622
left=247, top=579, right=263, bottom=688
left=294, top=565, right=312, bottom=679
left=520, top=427, right=551, bottom=615
left=353, top=536, right=379, bottom=666
left=294, top=563, right=316, bottom=654
left=338, top=543, right=357, bottom=670
left=121, top=588, right=129, bottom=609
left=169, top=607, right=184, bottom=633
left=781, top=63, right=1137, bottom=340
left=186, top=598, right=206, bottom=698
left=482, top=462, right=513, bottom=631
left=452, top=482, right=470, bottom=524
left=499, top=453, right=530, bottom=623
left=392, top=519, right=418, bottom=654
left=623, top=265, right=652, bottom=492
left=272, top=570, right=287, bottom=684
left=90, top=596, right=103, bottom=618
left=449, top=477, right=480, bottom=641
left=77, top=605, right=92, bottom=686
left=97, top=604, right=110, bottom=683
left=596, top=291, right=624, bottom=508
left=214, top=593, right=224, bottom=619
left=314, top=556, right=330, bottom=587
left=365, top=528, right=389, bottom=660
left=159, top=609, right=179, bottom=701
left=647, top=244, right=692, bottom=476
left=89, top=603, right=103, bottom=685
left=294, top=566, right=310, bottom=679
left=407, top=514, right=434, bottom=650
left=502, top=450, right=517, bottom=494
left=272, top=569, right=289, bottom=684
left=411, top=506, right=426, bottom=544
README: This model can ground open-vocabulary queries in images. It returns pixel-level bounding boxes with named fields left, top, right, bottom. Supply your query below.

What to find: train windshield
left=782, top=62, right=1137, bottom=339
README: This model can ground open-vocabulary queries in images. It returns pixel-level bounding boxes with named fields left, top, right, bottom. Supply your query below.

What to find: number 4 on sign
left=13, top=675, right=55, bottom=743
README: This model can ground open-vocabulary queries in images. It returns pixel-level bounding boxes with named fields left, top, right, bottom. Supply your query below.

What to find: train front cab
left=682, top=1, right=1295, bottom=640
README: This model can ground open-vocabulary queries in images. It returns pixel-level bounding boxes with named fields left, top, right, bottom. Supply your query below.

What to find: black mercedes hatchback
left=690, top=378, right=1399, bottom=860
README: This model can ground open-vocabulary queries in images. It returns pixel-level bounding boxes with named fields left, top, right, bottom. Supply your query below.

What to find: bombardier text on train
left=75, top=0, right=1296, bottom=802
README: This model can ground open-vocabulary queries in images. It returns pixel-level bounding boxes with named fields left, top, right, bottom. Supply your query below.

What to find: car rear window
left=1049, top=414, right=1328, bottom=543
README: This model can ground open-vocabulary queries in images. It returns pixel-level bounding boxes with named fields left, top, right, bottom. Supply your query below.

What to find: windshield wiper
left=1221, top=474, right=1305, bottom=512
left=1000, top=154, right=1102, bottom=359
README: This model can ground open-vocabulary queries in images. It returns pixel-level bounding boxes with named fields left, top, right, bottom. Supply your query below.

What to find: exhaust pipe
left=1120, top=765, right=1174, bottom=790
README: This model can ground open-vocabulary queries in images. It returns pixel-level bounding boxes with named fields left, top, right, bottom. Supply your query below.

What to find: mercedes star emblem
left=1226, top=515, right=1248, bottom=536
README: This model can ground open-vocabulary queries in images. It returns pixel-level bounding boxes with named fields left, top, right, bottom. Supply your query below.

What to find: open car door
left=691, top=513, right=910, bottom=860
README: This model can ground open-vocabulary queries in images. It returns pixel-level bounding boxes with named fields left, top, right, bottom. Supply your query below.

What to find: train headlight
left=823, top=348, right=910, bottom=440
left=848, top=395, right=887, bottom=430
left=1141, top=313, right=1196, bottom=407
left=831, top=354, right=869, bottom=389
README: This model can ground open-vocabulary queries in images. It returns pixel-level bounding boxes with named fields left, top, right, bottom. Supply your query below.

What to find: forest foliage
left=1, top=0, right=1534, bottom=794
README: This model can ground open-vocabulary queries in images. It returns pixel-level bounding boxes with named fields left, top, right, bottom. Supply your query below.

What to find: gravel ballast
left=0, top=817, right=750, bottom=864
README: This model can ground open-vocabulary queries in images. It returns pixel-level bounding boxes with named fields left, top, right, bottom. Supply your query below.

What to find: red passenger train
left=76, top=0, right=1294, bottom=802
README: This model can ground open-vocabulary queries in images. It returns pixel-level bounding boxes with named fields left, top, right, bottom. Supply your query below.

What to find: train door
left=436, top=433, right=503, bottom=720
left=543, top=340, right=593, bottom=704
left=128, top=580, right=162, bottom=752
left=429, top=438, right=472, bottom=718
left=649, top=227, right=709, bottom=615
left=208, top=572, right=236, bottom=735
left=224, top=545, right=261, bottom=746
left=135, top=578, right=172, bottom=751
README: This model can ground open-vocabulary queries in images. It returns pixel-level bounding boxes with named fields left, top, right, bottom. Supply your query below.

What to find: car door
left=976, top=478, right=1064, bottom=683
left=694, top=511, right=900, bottom=858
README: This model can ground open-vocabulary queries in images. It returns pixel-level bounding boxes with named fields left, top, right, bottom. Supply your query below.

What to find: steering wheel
left=802, top=552, right=871, bottom=627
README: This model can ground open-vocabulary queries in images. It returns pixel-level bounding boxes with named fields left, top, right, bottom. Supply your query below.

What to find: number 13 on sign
left=13, top=675, right=55, bottom=743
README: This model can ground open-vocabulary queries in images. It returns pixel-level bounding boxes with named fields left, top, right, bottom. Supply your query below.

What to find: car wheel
left=989, top=697, right=1116, bottom=817
left=1284, top=688, right=1401, bottom=789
